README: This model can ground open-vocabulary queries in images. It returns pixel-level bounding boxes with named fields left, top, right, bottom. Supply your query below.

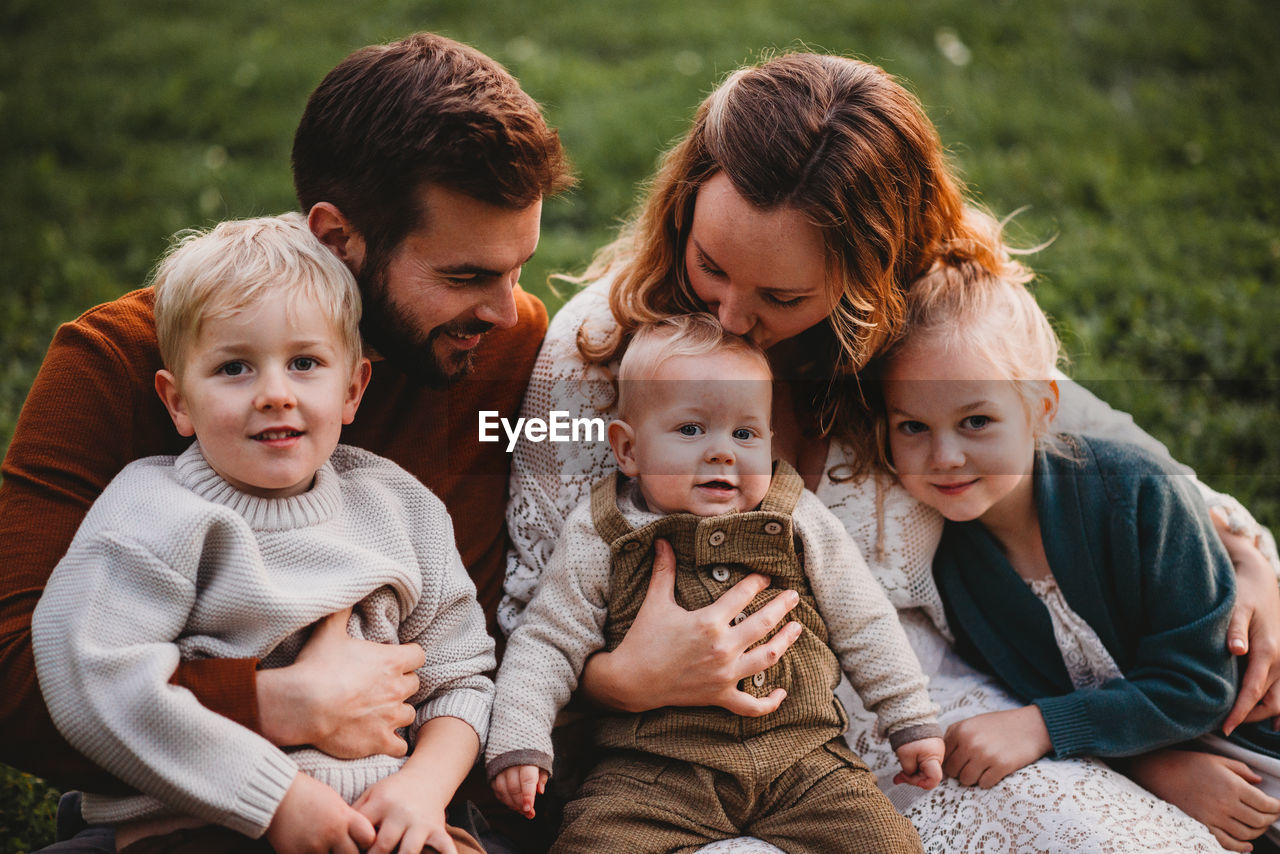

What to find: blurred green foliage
left=2, top=0, right=1276, bottom=843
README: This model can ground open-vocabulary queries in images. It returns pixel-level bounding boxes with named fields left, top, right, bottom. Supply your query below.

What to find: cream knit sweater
left=32, top=443, right=495, bottom=838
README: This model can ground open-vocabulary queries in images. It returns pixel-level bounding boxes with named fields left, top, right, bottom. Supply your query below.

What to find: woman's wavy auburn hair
left=577, top=52, right=1028, bottom=476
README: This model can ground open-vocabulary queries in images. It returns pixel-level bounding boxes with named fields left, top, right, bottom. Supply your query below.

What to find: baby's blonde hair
left=871, top=259, right=1064, bottom=470
left=617, top=313, right=771, bottom=418
left=152, top=212, right=362, bottom=378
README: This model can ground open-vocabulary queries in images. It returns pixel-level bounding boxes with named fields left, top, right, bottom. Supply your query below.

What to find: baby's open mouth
left=698, top=480, right=736, bottom=491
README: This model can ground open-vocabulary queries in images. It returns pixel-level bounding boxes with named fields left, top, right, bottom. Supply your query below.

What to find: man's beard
left=359, top=263, right=493, bottom=387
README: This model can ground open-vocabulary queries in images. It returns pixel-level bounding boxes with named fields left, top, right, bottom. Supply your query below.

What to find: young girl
left=873, top=259, right=1280, bottom=848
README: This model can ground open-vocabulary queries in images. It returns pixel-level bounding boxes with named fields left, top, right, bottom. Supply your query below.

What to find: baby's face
left=614, top=350, right=773, bottom=516
left=158, top=291, right=367, bottom=499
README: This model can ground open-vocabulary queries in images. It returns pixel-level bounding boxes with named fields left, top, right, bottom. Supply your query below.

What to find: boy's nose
left=255, top=373, right=296, bottom=411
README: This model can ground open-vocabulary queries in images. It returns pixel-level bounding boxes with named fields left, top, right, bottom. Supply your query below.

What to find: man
left=0, top=32, right=570, bottom=848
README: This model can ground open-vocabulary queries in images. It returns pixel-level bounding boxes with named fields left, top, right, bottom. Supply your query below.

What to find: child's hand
left=892, top=735, right=945, bottom=789
left=353, top=767, right=457, bottom=854
left=943, top=705, right=1052, bottom=788
left=267, top=773, right=375, bottom=854
left=491, top=764, right=549, bottom=819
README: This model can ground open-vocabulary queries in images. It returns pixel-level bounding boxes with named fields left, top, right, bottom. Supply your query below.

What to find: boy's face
left=155, top=291, right=370, bottom=499
left=608, top=350, right=773, bottom=516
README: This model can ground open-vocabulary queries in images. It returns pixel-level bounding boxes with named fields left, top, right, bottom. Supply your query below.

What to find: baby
left=487, top=313, right=943, bottom=853
left=32, top=214, right=493, bottom=854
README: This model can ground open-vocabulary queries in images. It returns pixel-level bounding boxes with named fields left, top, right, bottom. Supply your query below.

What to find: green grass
left=2, top=0, right=1276, bottom=846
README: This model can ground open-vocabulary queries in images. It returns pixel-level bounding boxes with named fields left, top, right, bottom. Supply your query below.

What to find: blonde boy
left=487, top=314, right=943, bottom=853
left=32, top=214, right=494, bottom=854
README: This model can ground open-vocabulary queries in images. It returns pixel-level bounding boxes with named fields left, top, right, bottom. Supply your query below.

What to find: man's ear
left=308, top=203, right=366, bottom=275
left=342, top=357, right=373, bottom=425
left=155, top=370, right=196, bottom=437
left=607, top=419, right=641, bottom=477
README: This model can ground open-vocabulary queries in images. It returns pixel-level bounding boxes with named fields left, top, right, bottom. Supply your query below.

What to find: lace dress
left=501, top=279, right=1238, bottom=853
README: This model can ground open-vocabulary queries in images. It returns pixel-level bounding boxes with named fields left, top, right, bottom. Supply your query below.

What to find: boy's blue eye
left=678, top=424, right=703, bottom=436
left=291, top=356, right=317, bottom=372
left=219, top=361, right=246, bottom=377
left=962, top=415, right=992, bottom=430
left=732, top=428, right=754, bottom=441
left=897, top=420, right=927, bottom=436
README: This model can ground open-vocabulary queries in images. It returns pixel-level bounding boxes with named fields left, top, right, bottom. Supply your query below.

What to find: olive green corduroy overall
left=552, top=463, right=922, bottom=854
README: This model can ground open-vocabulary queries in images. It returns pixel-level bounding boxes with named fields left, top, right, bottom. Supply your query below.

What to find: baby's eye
left=291, top=356, right=317, bottom=372
left=896, top=420, right=928, bottom=436
left=218, top=361, right=247, bottom=377
left=678, top=424, right=703, bottom=436
left=732, top=427, right=755, bottom=441
left=961, top=415, right=992, bottom=430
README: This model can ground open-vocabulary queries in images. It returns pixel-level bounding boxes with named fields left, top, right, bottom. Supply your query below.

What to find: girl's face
left=684, top=172, right=836, bottom=352
left=883, top=337, right=1050, bottom=530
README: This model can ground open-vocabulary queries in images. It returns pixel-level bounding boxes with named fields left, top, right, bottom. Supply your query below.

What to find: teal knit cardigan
left=933, top=433, right=1238, bottom=758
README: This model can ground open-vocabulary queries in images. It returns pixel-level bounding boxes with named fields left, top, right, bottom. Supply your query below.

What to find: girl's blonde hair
left=574, top=51, right=1030, bottom=466
left=616, top=313, right=770, bottom=418
left=151, top=213, right=363, bottom=378
left=867, top=258, right=1064, bottom=474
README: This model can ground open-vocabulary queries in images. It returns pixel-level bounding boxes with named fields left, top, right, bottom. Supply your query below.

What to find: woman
left=501, top=53, right=1280, bottom=852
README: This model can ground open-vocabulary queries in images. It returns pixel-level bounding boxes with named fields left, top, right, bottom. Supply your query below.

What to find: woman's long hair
left=576, top=52, right=1029, bottom=478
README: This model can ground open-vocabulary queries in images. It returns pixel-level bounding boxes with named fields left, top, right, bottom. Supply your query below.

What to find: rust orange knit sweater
left=0, top=286, right=546, bottom=790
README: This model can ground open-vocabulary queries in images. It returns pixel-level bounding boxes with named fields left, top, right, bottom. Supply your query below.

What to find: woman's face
left=684, top=172, right=836, bottom=351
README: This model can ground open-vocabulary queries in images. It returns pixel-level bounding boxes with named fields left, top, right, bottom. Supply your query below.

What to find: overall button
left=622, top=540, right=641, bottom=551
left=752, top=672, right=766, bottom=688
left=763, top=521, right=783, bottom=535
left=711, top=566, right=731, bottom=583
left=732, top=611, right=748, bottom=625
left=708, top=530, right=726, bottom=546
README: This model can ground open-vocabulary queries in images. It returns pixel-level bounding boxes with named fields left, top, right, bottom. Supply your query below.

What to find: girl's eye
left=291, top=356, right=317, bottom=372
left=896, top=420, right=928, bottom=436
left=218, top=361, right=247, bottom=377
left=732, top=428, right=755, bottom=441
left=678, top=424, right=703, bottom=436
left=961, top=415, right=992, bottom=430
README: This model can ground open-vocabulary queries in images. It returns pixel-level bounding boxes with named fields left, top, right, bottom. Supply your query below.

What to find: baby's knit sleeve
left=795, top=490, right=941, bottom=748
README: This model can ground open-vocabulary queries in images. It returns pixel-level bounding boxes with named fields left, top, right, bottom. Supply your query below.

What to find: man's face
left=359, top=184, right=542, bottom=385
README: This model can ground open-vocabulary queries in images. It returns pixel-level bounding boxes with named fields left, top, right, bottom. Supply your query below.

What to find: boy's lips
left=696, top=480, right=738, bottom=495
left=251, top=428, right=304, bottom=444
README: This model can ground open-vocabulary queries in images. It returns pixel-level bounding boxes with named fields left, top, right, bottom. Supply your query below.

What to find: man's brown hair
left=292, top=32, right=573, bottom=261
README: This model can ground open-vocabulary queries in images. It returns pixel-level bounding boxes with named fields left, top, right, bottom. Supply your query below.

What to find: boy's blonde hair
left=872, top=260, right=1064, bottom=469
left=617, top=313, right=771, bottom=418
left=152, top=213, right=362, bottom=377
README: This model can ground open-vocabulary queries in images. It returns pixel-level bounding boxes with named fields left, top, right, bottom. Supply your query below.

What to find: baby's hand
left=491, top=764, right=549, bottom=819
left=892, top=735, right=945, bottom=789
left=353, top=766, right=456, bottom=854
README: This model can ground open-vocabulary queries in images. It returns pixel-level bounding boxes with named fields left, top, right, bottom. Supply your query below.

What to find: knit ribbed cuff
left=226, top=749, right=299, bottom=837
left=1034, top=695, right=1096, bottom=758
left=887, top=723, right=943, bottom=750
left=421, top=690, right=493, bottom=747
left=486, top=749, right=553, bottom=781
